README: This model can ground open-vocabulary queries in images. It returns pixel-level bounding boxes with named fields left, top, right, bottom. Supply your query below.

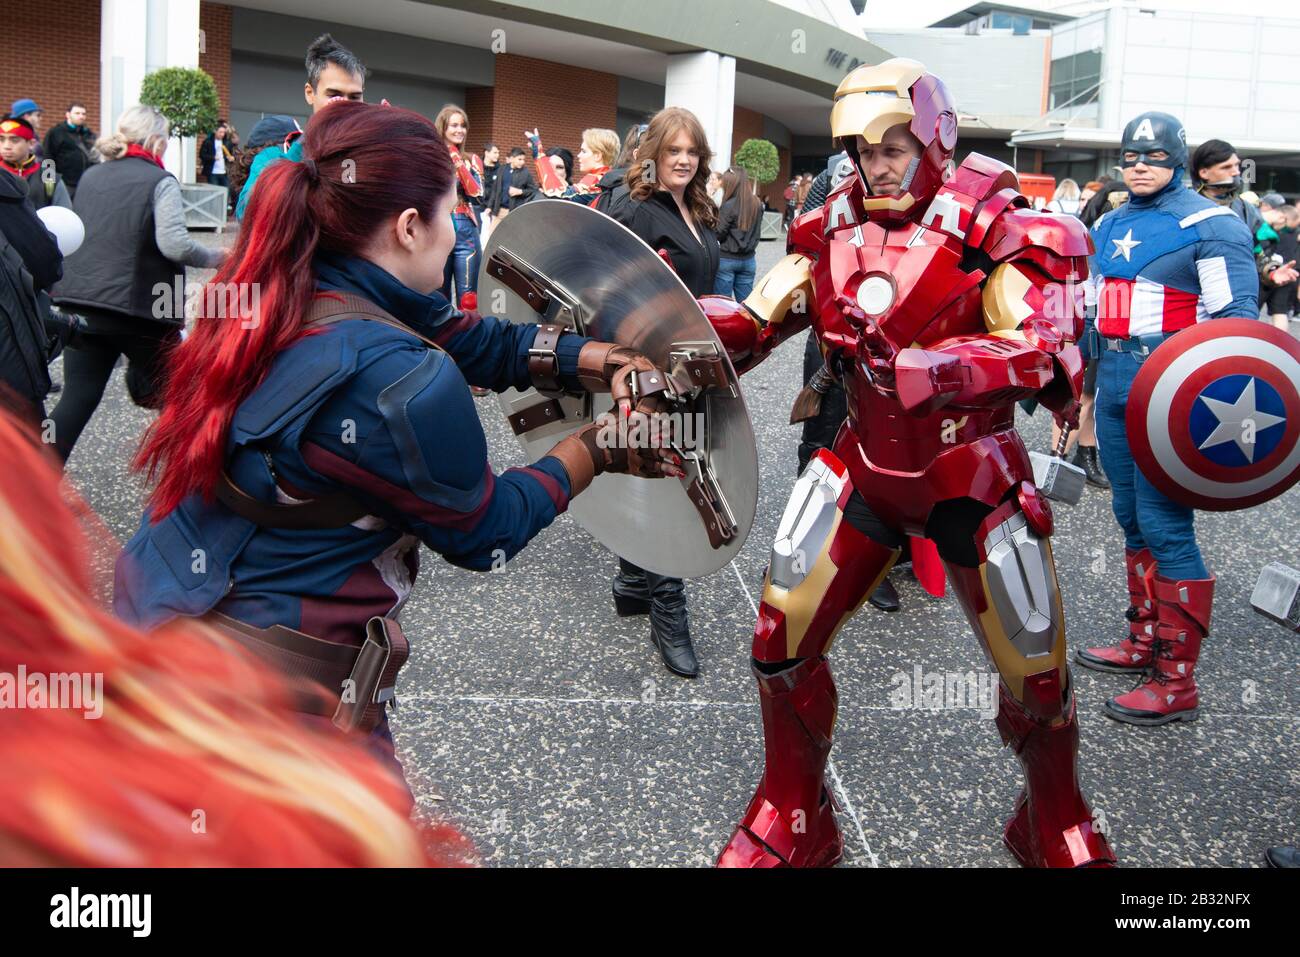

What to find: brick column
left=200, top=2, right=232, bottom=121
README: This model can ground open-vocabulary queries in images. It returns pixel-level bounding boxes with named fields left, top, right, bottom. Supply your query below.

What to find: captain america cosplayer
left=1075, top=111, right=1258, bottom=726
left=114, top=102, right=681, bottom=788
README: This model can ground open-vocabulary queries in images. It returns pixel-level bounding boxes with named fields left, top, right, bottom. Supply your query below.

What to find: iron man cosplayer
left=700, top=59, right=1115, bottom=868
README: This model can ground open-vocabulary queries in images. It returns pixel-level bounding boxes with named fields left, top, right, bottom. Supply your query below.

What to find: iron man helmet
left=830, top=58, right=958, bottom=224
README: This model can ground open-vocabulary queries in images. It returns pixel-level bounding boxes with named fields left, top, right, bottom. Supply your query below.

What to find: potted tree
left=139, top=67, right=226, bottom=230
left=733, top=138, right=782, bottom=240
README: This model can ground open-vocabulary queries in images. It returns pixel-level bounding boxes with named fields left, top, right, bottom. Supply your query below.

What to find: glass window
left=1049, top=50, right=1102, bottom=111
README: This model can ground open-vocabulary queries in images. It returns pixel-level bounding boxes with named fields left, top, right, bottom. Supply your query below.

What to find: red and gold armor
left=704, top=58, right=1115, bottom=868
left=449, top=145, right=483, bottom=219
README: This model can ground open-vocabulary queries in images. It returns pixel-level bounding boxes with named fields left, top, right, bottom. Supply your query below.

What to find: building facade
left=0, top=0, right=892, bottom=209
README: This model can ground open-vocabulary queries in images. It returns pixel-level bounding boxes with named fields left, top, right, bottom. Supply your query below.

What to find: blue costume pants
left=441, top=212, right=481, bottom=307
left=1095, top=341, right=1209, bottom=579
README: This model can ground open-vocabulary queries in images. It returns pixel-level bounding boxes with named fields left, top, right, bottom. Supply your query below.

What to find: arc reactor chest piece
left=856, top=275, right=895, bottom=316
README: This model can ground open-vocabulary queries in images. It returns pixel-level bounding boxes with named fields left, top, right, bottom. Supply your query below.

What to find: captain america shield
left=1127, top=319, right=1300, bottom=511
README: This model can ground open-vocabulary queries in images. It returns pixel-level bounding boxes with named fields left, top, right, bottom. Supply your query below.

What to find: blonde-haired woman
left=50, top=104, right=224, bottom=463
left=1047, top=177, right=1083, bottom=216
left=609, top=106, right=720, bottom=678
left=433, top=104, right=484, bottom=310
left=574, top=127, right=620, bottom=201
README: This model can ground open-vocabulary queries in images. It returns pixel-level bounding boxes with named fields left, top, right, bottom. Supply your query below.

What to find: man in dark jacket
left=42, top=103, right=96, bottom=198
left=503, top=147, right=537, bottom=210
left=477, top=143, right=501, bottom=220
left=199, top=120, right=234, bottom=188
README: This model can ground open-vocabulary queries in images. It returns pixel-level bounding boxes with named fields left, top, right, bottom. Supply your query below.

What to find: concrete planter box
left=180, top=182, right=229, bottom=232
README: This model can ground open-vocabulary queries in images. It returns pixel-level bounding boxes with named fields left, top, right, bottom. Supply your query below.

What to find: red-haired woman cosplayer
left=114, top=101, right=680, bottom=789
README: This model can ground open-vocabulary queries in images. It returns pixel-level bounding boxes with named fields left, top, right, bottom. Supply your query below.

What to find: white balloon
left=36, top=206, right=85, bottom=257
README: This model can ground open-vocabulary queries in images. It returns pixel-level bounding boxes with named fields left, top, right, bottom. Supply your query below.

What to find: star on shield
left=1197, top=377, right=1286, bottom=464
left=1111, top=228, right=1141, bottom=261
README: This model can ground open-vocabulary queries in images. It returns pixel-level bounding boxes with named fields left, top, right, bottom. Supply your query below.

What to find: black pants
left=796, top=334, right=848, bottom=473
left=50, top=328, right=173, bottom=461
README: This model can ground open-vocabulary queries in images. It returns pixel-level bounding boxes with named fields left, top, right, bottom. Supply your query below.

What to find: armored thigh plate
left=770, top=455, right=848, bottom=590
left=981, top=512, right=1060, bottom=658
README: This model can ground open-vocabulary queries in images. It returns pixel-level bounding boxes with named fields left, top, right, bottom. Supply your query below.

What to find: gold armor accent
left=744, top=253, right=815, bottom=327
left=862, top=192, right=917, bottom=214
left=982, top=262, right=1035, bottom=334
left=972, top=550, right=1067, bottom=704
left=830, top=58, right=926, bottom=145
left=760, top=511, right=899, bottom=659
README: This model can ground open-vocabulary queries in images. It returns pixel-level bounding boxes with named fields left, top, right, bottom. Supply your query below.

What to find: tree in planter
left=733, top=138, right=779, bottom=197
left=138, top=67, right=220, bottom=183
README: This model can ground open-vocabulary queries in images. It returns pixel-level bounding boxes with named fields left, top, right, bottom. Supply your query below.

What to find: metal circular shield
left=1126, top=319, right=1300, bottom=511
left=479, top=200, right=758, bottom=577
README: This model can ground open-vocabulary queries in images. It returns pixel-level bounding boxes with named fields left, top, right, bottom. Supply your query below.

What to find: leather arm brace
left=546, top=427, right=606, bottom=498
left=575, top=341, right=653, bottom=391
left=545, top=415, right=669, bottom=497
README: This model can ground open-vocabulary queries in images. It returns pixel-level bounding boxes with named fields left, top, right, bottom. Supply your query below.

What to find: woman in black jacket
left=610, top=106, right=720, bottom=678
left=50, top=105, right=225, bottom=462
left=713, top=166, right=763, bottom=301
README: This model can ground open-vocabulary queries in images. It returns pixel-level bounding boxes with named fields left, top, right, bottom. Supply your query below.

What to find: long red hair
left=133, top=100, right=455, bottom=520
left=0, top=415, right=473, bottom=865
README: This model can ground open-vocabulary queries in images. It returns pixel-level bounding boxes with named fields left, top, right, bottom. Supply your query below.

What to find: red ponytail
left=133, top=101, right=455, bottom=519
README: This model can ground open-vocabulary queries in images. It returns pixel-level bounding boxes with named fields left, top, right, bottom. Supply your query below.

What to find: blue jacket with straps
left=114, top=251, right=590, bottom=645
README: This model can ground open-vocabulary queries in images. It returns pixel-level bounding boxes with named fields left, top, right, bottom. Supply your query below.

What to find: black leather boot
left=867, top=575, right=900, bottom=612
left=644, top=571, right=698, bottom=678
left=1071, top=445, right=1110, bottom=489
left=613, top=558, right=651, bottom=616
left=1265, top=845, right=1300, bottom=868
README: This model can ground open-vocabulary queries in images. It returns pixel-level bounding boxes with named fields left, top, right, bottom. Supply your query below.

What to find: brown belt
left=204, top=612, right=409, bottom=734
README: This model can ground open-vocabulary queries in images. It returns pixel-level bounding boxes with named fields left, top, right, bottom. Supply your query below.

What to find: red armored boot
left=717, top=656, right=843, bottom=867
left=1076, top=547, right=1157, bottom=673
left=997, top=670, right=1116, bottom=867
left=1105, top=575, right=1213, bottom=726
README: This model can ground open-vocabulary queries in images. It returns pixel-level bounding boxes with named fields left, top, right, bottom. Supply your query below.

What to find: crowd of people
left=0, top=32, right=1295, bottom=869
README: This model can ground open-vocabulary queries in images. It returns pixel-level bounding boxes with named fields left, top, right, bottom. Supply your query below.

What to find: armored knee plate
left=770, top=451, right=848, bottom=590
left=981, top=511, right=1060, bottom=659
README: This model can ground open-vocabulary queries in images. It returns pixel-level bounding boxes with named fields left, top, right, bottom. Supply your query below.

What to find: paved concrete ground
left=57, top=230, right=1297, bottom=867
